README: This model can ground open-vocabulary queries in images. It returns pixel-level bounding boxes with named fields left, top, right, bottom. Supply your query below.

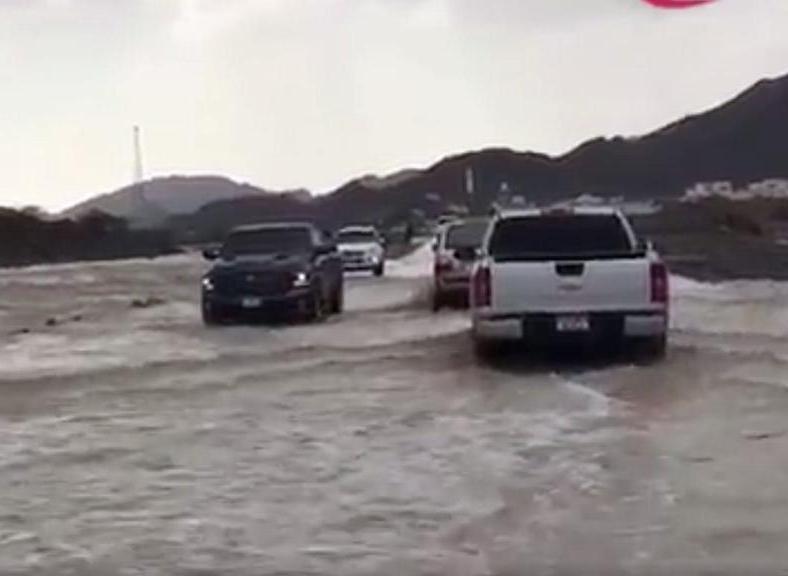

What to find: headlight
left=202, top=277, right=215, bottom=291
left=292, top=271, right=311, bottom=287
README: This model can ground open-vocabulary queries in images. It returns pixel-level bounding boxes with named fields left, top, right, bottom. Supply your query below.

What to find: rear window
left=444, top=221, right=489, bottom=250
left=338, top=230, right=377, bottom=243
left=223, top=227, right=313, bottom=256
left=488, top=214, right=634, bottom=261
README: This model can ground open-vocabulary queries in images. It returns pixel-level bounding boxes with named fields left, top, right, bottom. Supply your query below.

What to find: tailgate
left=491, top=258, right=653, bottom=314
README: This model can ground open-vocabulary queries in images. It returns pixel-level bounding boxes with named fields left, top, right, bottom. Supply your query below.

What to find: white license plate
left=241, top=297, right=263, bottom=309
left=556, top=315, right=590, bottom=333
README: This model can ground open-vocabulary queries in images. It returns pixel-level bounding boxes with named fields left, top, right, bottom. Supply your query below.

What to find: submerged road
left=1, top=247, right=788, bottom=575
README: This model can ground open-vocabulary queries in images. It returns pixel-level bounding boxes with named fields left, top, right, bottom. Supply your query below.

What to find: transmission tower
left=133, top=126, right=145, bottom=184
left=132, top=125, right=147, bottom=209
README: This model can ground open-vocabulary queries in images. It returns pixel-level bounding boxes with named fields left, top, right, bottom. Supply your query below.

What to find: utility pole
left=133, top=125, right=144, bottom=185
left=466, top=166, right=480, bottom=215
left=465, top=166, right=474, bottom=198
left=131, top=125, right=148, bottom=211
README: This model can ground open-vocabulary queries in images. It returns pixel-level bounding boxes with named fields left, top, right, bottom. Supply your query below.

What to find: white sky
left=1, top=0, right=787, bottom=210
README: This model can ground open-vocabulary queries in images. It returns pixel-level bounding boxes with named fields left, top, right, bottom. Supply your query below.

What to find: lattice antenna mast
left=133, top=126, right=145, bottom=184
left=131, top=125, right=149, bottom=209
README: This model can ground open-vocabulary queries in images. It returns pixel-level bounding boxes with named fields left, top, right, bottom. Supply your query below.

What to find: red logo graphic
left=643, top=0, right=716, bottom=8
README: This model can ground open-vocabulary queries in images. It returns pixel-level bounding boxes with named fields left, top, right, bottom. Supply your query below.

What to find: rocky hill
left=62, top=176, right=310, bottom=228
left=168, top=72, right=788, bottom=242
left=57, top=71, right=788, bottom=246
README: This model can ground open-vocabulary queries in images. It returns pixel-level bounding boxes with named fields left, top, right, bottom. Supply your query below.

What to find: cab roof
left=443, top=216, right=489, bottom=229
left=495, top=206, right=623, bottom=219
left=230, top=222, right=314, bottom=234
left=338, top=225, right=378, bottom=233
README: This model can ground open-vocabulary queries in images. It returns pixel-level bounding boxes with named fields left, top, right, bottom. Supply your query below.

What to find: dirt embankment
left=631, top=198, right=788, bottom=281
left=0, top=209, right=179, bottom=268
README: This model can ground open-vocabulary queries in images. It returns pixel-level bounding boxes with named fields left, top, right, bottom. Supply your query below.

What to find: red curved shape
left=643, top=0, right=716, bottom=8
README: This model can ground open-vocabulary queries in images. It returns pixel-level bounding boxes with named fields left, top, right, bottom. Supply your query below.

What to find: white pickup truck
left=470, top=207, right=669, bottom=357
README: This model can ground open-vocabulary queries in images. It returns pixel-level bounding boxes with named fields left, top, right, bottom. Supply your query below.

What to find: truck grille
left=214, top=273, right=291, bottom=297
left=342, top=251, right=367, bottom=264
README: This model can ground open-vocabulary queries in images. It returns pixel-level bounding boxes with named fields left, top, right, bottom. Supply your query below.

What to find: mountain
left=334, top=72, right=788, bottom=215
left=357, top=169, right=424, bottom=190
left=62, top=176, right=310, bottom=228
left=70, top=71, right=788, bottom=240
left=170, top=71, right=788, bottom=242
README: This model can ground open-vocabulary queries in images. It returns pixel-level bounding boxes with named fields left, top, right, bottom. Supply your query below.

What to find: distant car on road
left=470, top=207, right=668, bottom=357
left=432, top=218, right=489, bottom=311
left=201, top=223, right=344, bottom=325
left=336, top=226, right=386, bottom=276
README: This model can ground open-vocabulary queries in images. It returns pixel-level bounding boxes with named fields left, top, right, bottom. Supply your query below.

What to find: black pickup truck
left=201, top=223, right=344, bottom=324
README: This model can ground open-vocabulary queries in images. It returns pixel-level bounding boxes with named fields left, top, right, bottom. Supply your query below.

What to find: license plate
left=241, top=297, right=263, bottom=309
left=556, top=315, right=590, bottom=333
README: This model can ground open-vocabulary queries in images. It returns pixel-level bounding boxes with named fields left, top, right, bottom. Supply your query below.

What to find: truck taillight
left=651, top=262, right=669, bottom=304
left=435, top=256, right=454, bottom=275
left=473, top=265, right=491, bottom=307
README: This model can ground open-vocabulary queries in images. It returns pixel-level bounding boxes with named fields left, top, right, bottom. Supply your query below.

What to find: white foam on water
left=672, top=275, right=788, bottom=339
left=129, top=300, right=201, bottom=328
left=387, top=243, right=433, bottom=279
left=0, top=271, right=100, bottom=288
left=344, top=277, right=427, bottom=313
left=723, top=358, right=788, bottom=391
left=0, top=330, right=220, bottom=381
left=3, top=253, right=195, bottom=275
left=672, top=275, right=788, bottom=304
left=561, top=379, right=619, bottom=420
left=261, top=310, right=470, bottom=354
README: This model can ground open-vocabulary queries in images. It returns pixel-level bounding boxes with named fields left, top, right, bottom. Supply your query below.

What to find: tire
left=202, top=301, right=222, bottom=326
left=636, top=334, right=667, bottom=361
left=431, top=290, right=443, bottom=313
left=330, top=283, right=344, bottom=315
left=473, top=337, right=499, bottom=362
left=305, top=285, right=327, bottom=323
left=374, top=262, right=385, bottom=277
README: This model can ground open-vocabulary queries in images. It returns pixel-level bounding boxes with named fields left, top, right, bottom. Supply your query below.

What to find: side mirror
left=203, top=247, right=220, bottom=261
left=315, top=242, right=336, bottom=256
left=431, top=239, right=438, bottom=252
left=638, top=238, right=654, bottom=253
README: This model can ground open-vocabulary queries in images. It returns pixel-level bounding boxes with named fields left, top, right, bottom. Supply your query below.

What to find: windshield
left=222, top=228, right=313, bottom=256
left=338, top=230, right=377, bottom=244
left=444, top=221, right=489, bottom=250
left=489, top=214, right=634, bottom=260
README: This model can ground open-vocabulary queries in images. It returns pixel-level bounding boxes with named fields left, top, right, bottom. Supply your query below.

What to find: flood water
left=1, top=247, right=787, bottom=575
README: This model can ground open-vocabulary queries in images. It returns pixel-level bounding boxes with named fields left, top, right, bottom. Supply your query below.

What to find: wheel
left=305, top=285, right=327, bottom=323
left=330, top=283, right=344, bottom=315
left=374, top=262, right=385, bottom=277
left=431, top=291, right=443, bottom=313
left=473, top=337, right=499, bottom=361
left=202, top=300, right=223, bottom=326
left=635, top=334, right=667, bottom=361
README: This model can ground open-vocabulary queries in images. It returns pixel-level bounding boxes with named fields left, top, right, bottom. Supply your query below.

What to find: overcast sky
left=1, top=0, right=787, bottom=210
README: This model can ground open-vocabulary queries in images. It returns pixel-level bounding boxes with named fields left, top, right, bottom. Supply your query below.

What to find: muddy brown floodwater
left=1, top=246, right=788, bottom=575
